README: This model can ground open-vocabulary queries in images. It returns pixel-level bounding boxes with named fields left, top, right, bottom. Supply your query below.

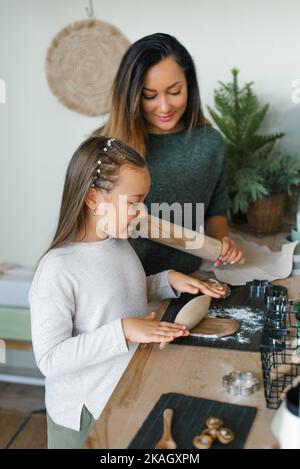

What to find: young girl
left=29, top=136, right=226, bottom=449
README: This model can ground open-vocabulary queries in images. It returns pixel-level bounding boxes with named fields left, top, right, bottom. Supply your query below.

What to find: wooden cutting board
left=190, top=318, right=240, bottom=338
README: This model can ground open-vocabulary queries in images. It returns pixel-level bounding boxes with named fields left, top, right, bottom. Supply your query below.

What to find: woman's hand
left=122, top=312, right=189, bottom=344
left=167, top=271, right=229, bottom=298
left=204, top=216, right=244, bottom=268
left=214, top=236, right=244, bottom=268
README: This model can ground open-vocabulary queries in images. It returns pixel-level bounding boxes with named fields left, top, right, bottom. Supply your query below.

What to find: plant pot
left=229, top=211, right=248, bottom=226
left=247, top=194, right=287, bottom=235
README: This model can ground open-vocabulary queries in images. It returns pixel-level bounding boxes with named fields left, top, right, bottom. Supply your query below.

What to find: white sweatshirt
left=28, top=236, right=180, bottom=431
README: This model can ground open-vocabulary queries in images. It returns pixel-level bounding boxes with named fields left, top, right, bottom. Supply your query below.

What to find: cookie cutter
left=261, top=331, right=286, bottom=351
left=222, top=371, right=259, bottom=396
left=266, top=285, right=288, bottom=308
left=246, top=279, right=269, bottom=297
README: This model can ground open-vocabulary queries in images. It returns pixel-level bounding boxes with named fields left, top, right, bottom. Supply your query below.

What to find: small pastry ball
left=217, top=427, right=235, bottom=445
left=193, top=434, right=214, bottom=449
left=201, top=427, right=219, bottom=439
left=206, top=416, right=223, bottom=429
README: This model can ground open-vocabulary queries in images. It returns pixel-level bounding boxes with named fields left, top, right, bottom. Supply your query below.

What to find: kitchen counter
left=83, top=269, right=300, bottom=449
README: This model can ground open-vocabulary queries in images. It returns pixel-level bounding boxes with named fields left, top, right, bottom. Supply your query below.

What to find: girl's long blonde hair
left=94, top=33, right=210, bottom=156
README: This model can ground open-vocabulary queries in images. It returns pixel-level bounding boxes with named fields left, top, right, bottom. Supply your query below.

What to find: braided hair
left=37, top=136, right=147, bottom=265
left=90, top=136, right=146, bottom=191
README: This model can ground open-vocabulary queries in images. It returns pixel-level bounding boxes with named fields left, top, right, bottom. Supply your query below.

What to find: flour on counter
left=191, top=333, right=220, bottom=339
left=202, top=306, right=264, bottom=344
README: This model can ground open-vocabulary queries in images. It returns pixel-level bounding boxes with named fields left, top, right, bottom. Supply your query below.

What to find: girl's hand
left=122, top=312, right=190, bottom=344
left=167, top=271, right=229, bottom=298
left=214, top=236, right=244, bottom=268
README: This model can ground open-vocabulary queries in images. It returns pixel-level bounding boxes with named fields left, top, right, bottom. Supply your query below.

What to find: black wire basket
left=260, top=285, right=300, bottom=409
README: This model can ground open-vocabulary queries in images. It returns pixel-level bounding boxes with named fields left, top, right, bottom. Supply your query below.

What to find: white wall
left=0, top=0, right=299, bottom=266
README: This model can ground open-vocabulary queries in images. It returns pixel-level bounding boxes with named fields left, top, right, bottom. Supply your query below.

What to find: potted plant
left=247, top=150, right=300, bottom=233
left=208, top=69, right=300, bottom=234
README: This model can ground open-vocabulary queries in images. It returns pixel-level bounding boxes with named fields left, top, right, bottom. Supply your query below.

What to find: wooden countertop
left=84, top=279, right=300, bottom=450
left=84, top=232, right=300, bottom=450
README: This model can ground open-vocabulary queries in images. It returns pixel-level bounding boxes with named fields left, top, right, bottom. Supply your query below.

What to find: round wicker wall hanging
left=46, top=19, right=130, bottom=116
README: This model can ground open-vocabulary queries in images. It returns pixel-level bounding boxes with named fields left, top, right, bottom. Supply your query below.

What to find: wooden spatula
left=154, top=408, right=177, bottom=449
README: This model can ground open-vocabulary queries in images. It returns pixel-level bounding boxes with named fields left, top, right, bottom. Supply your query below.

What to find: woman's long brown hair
left=94, top=33, right=210, bottom=156
left=37, top=136, right=146, bottom=267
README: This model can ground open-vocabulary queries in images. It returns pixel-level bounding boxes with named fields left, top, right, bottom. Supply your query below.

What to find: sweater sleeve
left=28, top=256, right=129, bottom=379
left=205, top=135, right=231, bottom=219
left=146, top=269, right=181, bottom=302
left=29, top=294, right=129, bottom=378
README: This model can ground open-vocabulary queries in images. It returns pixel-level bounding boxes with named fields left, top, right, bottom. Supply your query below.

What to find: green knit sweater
left=129, top=125, right=230, bottom=275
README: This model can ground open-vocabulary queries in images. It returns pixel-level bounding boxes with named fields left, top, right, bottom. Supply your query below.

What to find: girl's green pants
left=47, top=406, right=96, bottom=449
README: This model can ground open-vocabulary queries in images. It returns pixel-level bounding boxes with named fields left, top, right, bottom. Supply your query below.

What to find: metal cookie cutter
left=266, top=285, right=288, bottom=307
left=222, top=371, right=259, bottom=396
left=246, top=279, right=269, bottom=297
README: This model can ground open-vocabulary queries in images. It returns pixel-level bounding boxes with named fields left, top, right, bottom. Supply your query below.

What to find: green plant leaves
left=207, top=69, right=289, bottom=214
left=230, top=167, right=269, bottom=214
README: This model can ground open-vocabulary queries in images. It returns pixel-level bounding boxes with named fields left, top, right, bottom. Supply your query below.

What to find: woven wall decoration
left=46, top=19, right=130, bottom=116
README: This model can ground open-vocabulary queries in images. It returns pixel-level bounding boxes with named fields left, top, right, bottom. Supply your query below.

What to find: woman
left=94, top=32, right=243, bottom=275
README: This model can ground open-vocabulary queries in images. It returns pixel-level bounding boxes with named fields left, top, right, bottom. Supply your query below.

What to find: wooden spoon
left=154, top=408, right=177, bottom=449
